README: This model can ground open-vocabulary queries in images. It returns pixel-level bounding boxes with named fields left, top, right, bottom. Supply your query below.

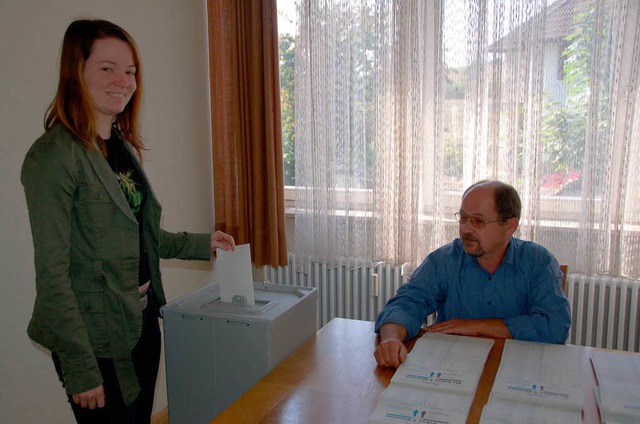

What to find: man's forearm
left=476, top=318, right=512, bottom=338
left=426, top=318, right=513, bottom=338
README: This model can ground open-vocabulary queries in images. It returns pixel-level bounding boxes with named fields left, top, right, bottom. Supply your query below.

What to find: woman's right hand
left=72, top=384, right=105, bottom=409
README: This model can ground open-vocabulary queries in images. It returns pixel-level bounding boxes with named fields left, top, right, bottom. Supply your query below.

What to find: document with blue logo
left=369, top=333, right=493, bottom=424
left=369, top=384, right=471, bottom=424
left=391, top=332, right=494, bottom=393
left=479, top=395, right=581, bottom=424
left=488, top=339, right=584, bottom=408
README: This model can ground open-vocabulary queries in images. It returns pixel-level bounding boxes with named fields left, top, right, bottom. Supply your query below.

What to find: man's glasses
left=455, top=212, right=504, bottom=229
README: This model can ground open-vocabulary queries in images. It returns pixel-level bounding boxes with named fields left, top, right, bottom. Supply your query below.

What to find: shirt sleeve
left=503, top=250, right=571, bottom=344
left=374, top=253, right=445, bottom=339
left=158, top=230, right=212, bottom=260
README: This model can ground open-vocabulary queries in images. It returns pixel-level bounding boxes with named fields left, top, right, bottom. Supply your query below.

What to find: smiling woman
left=21, top=18, right=235, bottom=424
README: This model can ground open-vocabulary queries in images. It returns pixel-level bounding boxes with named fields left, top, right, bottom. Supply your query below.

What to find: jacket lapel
left=122, top=142, right=159, bottom=207
left=86, top=148, right=138, bottom=223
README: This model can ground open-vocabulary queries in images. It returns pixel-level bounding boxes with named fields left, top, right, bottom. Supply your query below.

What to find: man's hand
left=426, top=318, right=512, bottom=338
left=72, top=384, right=105, bottom=409
left=374, top=323, right=409, bottom=368
left=374, top=338, right=408, bottom=369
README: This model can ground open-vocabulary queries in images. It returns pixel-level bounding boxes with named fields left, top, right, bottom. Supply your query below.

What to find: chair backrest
left=560, top=264, right=568, bottom=294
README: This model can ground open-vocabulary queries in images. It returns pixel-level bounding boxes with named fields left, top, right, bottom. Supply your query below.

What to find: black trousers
left=52, top=301, right=161, bottom=424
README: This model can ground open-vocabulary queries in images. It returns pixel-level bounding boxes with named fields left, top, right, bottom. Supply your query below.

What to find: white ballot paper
left=215, top=243, right=255, bottom=305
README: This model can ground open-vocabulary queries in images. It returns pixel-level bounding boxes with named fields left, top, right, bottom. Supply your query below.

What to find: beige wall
left=0, top=1, right=215, bottom=421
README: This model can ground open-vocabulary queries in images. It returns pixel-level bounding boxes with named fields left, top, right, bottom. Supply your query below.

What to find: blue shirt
left=375, top=237, right=571, bottom=344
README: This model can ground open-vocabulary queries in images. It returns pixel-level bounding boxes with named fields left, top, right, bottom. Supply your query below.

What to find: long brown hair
left=45, top=19, right=144, bottom=157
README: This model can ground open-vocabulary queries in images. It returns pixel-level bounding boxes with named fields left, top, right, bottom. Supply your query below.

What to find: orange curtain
left=207, top=0, right=287, bottom=267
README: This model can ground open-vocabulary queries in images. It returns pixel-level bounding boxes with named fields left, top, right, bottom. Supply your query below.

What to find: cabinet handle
left=226, top=320, right=250, bottom=327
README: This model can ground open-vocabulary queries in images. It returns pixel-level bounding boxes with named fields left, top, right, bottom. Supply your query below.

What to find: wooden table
left=212, top=318, right=605, bottom=424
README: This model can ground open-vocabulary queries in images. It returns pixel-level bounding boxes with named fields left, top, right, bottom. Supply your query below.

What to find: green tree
left=279, top=34, right=296, bottom=186
left=542, top=5, right=607, bottom=184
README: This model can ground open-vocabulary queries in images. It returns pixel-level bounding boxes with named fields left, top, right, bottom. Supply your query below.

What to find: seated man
left=374, top=180, right=571, bottom=368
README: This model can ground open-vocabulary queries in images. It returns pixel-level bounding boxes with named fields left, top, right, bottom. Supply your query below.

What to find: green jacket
left=21, top=124, right=211, bottom=404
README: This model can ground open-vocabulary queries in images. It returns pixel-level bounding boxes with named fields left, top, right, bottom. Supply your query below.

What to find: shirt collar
left=461, top=236, right=516, bottom=270
left=501, top=237, right=516, bottom=268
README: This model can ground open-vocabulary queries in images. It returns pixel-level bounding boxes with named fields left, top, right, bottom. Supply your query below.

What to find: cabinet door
left=213, top=319, right=270, bottom=411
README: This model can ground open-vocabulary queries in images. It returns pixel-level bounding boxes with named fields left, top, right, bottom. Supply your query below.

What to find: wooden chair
left=560, top=264, right=568, bottom=294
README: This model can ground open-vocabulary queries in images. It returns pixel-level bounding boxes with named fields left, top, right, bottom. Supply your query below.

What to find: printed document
left=480, top=339, right=583, bottom=423
left=370, top=384, right=472, bottom=424
left=591, top=350, right=640, bottom=424
left=369, top=333, right=493, bottom=424
left=489, top=339, right=584, bottom=408
left=480, top=395, right=581, bottom=424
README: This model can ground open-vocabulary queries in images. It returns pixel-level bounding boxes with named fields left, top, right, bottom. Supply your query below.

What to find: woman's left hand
left=211, top=230, right=236, bottom=252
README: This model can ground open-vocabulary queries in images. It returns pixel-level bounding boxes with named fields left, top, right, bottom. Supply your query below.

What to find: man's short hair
left=464, top=180, right=521, bottom=220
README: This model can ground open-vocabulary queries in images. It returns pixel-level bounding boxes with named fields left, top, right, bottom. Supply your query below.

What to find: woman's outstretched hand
left=211, top=230, right=236, bottom=252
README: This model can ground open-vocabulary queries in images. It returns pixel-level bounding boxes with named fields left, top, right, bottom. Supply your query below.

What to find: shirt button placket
left=485, top=276, right=494, bottom=308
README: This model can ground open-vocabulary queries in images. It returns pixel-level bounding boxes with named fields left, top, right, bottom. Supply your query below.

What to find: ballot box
left=161, top=281, right=318, bottom=424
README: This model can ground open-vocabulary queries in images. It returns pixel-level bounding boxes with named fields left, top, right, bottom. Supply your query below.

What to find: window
left=277, top=0, right=640, bottom=277
left=277, top=0, right=297, bottom=189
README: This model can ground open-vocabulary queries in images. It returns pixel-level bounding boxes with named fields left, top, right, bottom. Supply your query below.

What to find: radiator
left=265, top=255, right=432, bottom=329
left=566, top=273, right=639, bottom=352
left=265, top=256, right=639, bottom=352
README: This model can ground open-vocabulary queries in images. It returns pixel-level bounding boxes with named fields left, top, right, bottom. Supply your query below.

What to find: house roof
left=489, top=0, right=591, bottom=52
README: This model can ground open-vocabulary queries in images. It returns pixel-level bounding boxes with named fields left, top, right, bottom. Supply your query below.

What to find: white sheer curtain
left=293, top=0, right=640, bottom=278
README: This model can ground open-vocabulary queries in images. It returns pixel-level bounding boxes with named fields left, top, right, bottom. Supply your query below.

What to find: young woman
left=21, top=19, right=235, bottom=423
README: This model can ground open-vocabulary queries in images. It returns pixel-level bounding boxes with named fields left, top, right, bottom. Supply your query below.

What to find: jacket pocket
left=75, top=184, right=114, bottom=237
left=70, top=260, right=105, bottom=293
left=76, top=292, right=109, bottom=351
